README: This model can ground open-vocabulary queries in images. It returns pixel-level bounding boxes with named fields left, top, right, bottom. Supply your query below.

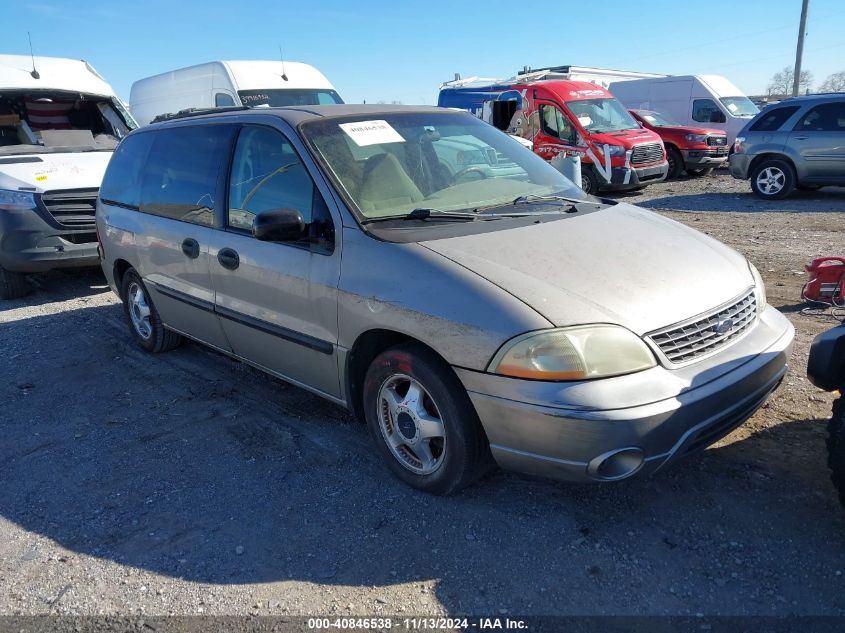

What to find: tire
left=120, top=268, right=182, bottom=353
left=580, top=167, right=600, bottom=196
left=363, top=342, right=493, bottom=495
left=0, top=265, right=30, bottom=300
left=750, top=158, right=795, bottom=200
left=665, top=146, right=684, bottom=180
left=827, top=396, right=845, bottom=507
left=686, top=167, right=713, bottom=178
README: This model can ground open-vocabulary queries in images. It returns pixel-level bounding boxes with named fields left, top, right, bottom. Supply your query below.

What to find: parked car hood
left=0, top=151, right=111, bottom=193
left=422, top=203, right=753, bottom=335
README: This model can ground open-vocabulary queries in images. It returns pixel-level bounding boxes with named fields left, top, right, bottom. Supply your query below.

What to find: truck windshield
left=302, top=111, right=586, bottom=221
left=637, top=110, right=678, bottom=127
left=719, top=96, right=759, bottom=117
left=566, top=98, right=640, bottom=133
left=238, top=89, right=344, bottom=107
left=0, top=90, right=135, bottom=155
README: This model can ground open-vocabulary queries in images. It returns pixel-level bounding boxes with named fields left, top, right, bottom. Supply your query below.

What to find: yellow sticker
left=35, top=175, right=48, bottom=181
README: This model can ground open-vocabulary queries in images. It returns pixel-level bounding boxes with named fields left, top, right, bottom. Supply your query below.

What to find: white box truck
left=0, top=54, right=136, bottom=298
left=129, top=60, right=343, bottom=125
left=608, top=75, right=759, bottom=145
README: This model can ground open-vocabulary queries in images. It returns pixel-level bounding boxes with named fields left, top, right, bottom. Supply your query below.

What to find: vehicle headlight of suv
left=748, top=261, right=767, bottom=314
left=488, top=325, right=657, bottom=381
left=0, top=189, right=37, bottom=212
left=685, top=134, right=708, bottom=142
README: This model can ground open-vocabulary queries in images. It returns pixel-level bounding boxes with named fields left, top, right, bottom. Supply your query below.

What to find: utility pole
left=792, top=0, right=810, bottom=96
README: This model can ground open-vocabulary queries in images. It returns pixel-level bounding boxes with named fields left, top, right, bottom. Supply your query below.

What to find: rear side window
left=99, top=132, right=155, bottom=209
left=750, top=106, right=800, bottom=132
left=794, top=102, right=845, bottom=132
left=139, top=125, right=234, bottom=226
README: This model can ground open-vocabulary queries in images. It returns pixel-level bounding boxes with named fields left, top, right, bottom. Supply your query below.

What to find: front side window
left=539, top=104, right=575, bottom=143
left=692, top=99, right=726, bottom=123
left=215, top=93, right=236, bottom=107
left=139, top=124, right=234, bottom=226
left=227, top=125, right=333, bottom=250
left=564, top=98, right=639, bottom=133
left=237, top=89, right=343, bottom=107
left=750, top=106, right=800, bottom=132
left=794, top=102, right=845, bottom=132
left=99, top=132, right=155, bottom=208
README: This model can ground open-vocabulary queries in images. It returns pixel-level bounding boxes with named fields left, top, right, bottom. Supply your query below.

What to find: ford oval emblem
left=712, top=318, right=735, bottom=334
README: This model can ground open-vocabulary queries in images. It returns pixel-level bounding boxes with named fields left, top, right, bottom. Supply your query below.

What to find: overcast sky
left=7, top=0, right=844, bottom=104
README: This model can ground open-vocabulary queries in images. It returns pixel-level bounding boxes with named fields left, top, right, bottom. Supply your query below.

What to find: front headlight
left=749, top=262, right=767, bottom=313
left=601, top=144, right=626, bottom=157
left=685, top=133, right=708, bottom=143
left=488, top=325, right=657, bottom=381
left=0, top=189, right=37, bottom=212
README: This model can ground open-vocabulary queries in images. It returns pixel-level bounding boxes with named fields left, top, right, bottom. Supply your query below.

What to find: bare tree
left=819, top=71, right=845, bottom=92
left=767, top=66, right=813, bottom=96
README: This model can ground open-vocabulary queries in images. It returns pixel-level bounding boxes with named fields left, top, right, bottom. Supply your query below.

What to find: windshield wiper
left=360, top=207, right=479, bottom=225
left=511, top=194, right=582, bottom=210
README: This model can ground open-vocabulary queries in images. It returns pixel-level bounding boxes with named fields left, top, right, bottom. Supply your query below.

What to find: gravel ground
left=1, top=170, right=844, bottom=618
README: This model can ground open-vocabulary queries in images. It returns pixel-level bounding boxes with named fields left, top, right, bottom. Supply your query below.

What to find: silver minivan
left=97, top=105, right=794, bottom=494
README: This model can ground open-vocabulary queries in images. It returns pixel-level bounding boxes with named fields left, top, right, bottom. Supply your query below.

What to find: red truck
left=438, top=79, right=668, bottom=195
left=629, top=109, right=728, bottom=179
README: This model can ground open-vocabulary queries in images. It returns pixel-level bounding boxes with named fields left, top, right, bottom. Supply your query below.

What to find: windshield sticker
left=339, top=120, right=405, bottom=146
left=577, top=115, right=593, bottom=127
left=35, top=174, right=48, bottom=181
left=726, top=102, right=738, bottom=112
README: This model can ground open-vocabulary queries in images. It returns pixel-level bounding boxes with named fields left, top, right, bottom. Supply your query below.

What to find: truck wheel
left=666, top=147, right=683, bottom=179
left=686, top=168, right=713, bottom=178
left=827, top=397, right=845, bottom=507
left=120, top=268, right=182, bottom=353
left=363, top=342, right=493, bottom=495
left=750, top=158, right=795, bottom=199
left=581, top=167, right=600, bottom=195
left=0, top=266, right=31, bottom=300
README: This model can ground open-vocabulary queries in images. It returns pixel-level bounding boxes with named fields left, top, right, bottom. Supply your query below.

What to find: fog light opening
left=588, top=447, right=645, bottom=481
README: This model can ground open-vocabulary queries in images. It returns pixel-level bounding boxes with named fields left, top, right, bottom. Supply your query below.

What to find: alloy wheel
left=127, top=282, right=153, bottom=340
left=755, top=166, right=785, bottom=195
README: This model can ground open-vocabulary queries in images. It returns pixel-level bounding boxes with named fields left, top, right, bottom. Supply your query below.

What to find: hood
left=591, top=127, right=661, bottom=147
left=422, top=203, right=753, bottom=335
left=0, top=151, right=111, bottom=192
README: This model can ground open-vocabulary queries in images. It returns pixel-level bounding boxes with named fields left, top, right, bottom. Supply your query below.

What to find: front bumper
left=455, top=305, right=794, bottom=483
left=682, top=148, right=728, bottom=169
left=599, top=161, right=668, bottom=191
left=729, top=153, right=753, bottom=179
left=0, top=206, right=98, bottom=273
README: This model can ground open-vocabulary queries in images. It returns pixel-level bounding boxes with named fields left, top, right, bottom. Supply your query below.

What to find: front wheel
left=828, top=397, right=845, bottom=507
left=580, top=167, right=600, bottom=196
left=665, top=146, right=683, bottom=179
left=363, top=343, right=492, bottom=495
left=0, top=265, right=30, bottom=300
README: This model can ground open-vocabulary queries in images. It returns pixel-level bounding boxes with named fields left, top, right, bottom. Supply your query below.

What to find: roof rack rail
left=151, top=106, right=249, bottom=124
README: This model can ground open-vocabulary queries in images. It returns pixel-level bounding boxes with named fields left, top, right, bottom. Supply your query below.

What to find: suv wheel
left=750, top=158, right=795, bottom=199
left=0, top=266, right=30, bottom=300
left=665, top=147, right=683, bottom=179
left=121, top=268, right=182, bottom=353
left=363, top=342, right=492, bottom=495
left=581, top=167, right=599, bottom=195
left=828, top=397, right=845, bottom=507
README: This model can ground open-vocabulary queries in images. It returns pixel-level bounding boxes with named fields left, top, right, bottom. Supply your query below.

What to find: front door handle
left=181, top=238, right=200, bottom=259
left=217, top=247, right=240, bottom=270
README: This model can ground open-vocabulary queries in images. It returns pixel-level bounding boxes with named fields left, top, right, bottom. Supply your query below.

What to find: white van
left=608, top=75, right=759, bottom=145
left=129, top=60, right=343, bottom=125
left=0, top=54, right=136, bottom=298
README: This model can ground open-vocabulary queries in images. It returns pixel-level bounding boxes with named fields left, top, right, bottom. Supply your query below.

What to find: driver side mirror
left=253, top=208, right=306, bottom=242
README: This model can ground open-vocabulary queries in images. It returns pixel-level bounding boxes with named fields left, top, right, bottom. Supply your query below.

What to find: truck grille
left=706, top=136, right=728, bottom=146
left=39, top=188, right=98, bottom=229
left=647, top=289, right=757, bottom=365
left=630, top=142, right=663, bottom=166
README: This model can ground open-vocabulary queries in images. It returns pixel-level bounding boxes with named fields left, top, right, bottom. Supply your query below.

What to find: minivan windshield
left=566, top=98, right=640, bottom=133
left=719, top=96, right=759, bottom=118
left=302, top=111, right=587, bottom=221
left=0, top=90, right=136, bottom=155
left=238, top=89, right=344, bottom=107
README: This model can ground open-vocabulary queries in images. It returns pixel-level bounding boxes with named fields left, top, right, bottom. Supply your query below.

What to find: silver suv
left=730, top=94, right=845, bottom=199
left=97, top=105, right=794, bottom=494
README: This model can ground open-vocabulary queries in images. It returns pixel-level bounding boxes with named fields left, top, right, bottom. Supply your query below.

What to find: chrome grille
left=648, top=290, right=757, bottom=365
left=40, top=188, right=98, bottom=229
left=630, top=142, right=663, bottom=165
left=706, top=136, right=728, bottom=146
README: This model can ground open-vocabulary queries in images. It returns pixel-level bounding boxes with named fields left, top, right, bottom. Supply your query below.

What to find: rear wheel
left=686, top=167, right=713, bottom=178
left=665, top=146, right=684, bottom=179
left=580, top=167, right=600, bottom=196
left=827, top=396, right=845, bottom=507
left=363, top=342, right=492, bottom=495
left=0, top=266, right=30, bottom=300
left=750, top=158, right=795, bottom=199
left=121, top=268, right=182, bottom=353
